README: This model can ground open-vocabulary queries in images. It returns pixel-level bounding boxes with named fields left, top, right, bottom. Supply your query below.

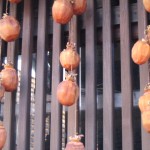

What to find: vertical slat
left=120, top=0, right=134, bottom=150
left=0, top=0, right=3, bottom=67
left=103, top=0, right=114, bottom=150
left=17, top=0, right=33, bottom=149
left=0, top=1, right=3, bottom=17
left=0, top=1, right=3, bottom=52
left=67, top=16, right=79, bottom=138
left=3, top=3, right=18, bottom=150
left=85, top=0, right=96, bottom=149
left=50, top=23, right=62, bottom=150
left=0, top=0, right=4, bottom=68
left=0, top=0, right=3, bottom=119
left=34, top=0, right=47, bottom=149
left=137, top=1, right=150, bottom=150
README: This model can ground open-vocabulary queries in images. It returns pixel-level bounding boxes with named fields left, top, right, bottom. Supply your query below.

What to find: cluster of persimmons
left=131, top=0, right=150, bottom=133
left=0, top=0, right=21, bottom=148
left=52, top=0, right=86, bottom=149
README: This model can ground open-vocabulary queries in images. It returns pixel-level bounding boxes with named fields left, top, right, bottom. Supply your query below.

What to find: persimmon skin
left=65, top=141, right=85, bottom=150
left=60, top=42, right=80, bottom=71
left=72, top=0, right=87, bottom=15
left=57, top=80, right=79, bottom=106
left=139, top=90, right=150, bottom=113
left=143, top=0, right=150, bottom=13
left=139, top=88, right=150, bottom=133
left=52, top=0, right=73, bottom=24
left=131, top=40, right=150, bottom=65
left=0, top=15, right=21, bottom=42
left=1, top=64, right=18, bottom=92
left=142, top=111, right=150, bottom=133
left=9, top=0, right=22, bottom=3
left=0, top=124, right=7, bottom=149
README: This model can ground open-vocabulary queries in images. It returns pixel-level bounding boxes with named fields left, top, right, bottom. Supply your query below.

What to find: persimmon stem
left=70, top=0, right=74, bottom=4
left=144, top=25, right=150, bottom=44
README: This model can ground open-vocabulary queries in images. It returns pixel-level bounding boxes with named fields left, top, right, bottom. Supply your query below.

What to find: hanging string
left=5, top=0, right=9, bottom=15
left=68, top=16, right=79, bottom=135
left=144, top=26, right=150, bottom=85
left=75, top=99, right=77, bottom=135
left=68, top=21, right=71, bottom=43
left=68, top=0, right=74, bottom=42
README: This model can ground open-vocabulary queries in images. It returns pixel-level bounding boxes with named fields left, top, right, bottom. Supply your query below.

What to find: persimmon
left=1, top=63, right=18, bottom=92
left=65, top=135, right=84, bottom=150
left=0, top=14, right=21, bottom=42
left=60, top=42, right=80, bottom=71
left=139, top=84, right=150, bottom=132
left=57, top=74, right=79, bottom=106
left=131, top=40, right=150, bottom=65
left=0, top=122, right=7, bottom=149
left=72, top=0, right=87, bottom=15
left=143, top=0, right=150, bottom=13
left=9, top=0, right=22, bottom=3
left=52, top=0, right=73, bottom=24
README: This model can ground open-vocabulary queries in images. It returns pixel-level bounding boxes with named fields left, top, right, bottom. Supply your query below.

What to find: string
left=145, top=26, right=150, bottom=85
left=0, top=39, right=2, bottom=115
left=71, top=44, right=78, bottom=135
left=68, top=21, right=71, bottom=43
left=144, top=26, right=150, bottom=86
left=5, top=0, right=9, bottom=15
left=68, top=17, right=78, bottom=135
left=74, top=50, right=78, bottom=135
left=75, top=100, right=77, bottom=135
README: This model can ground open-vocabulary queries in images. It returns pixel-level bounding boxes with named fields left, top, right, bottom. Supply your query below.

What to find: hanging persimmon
left=57, top=73, right=79, bottom=106
left=52, top=0, right=73, bottom=24
left=72, top=0, right=87, bottom=15
left=142, top=111, right=150, bottom=132
left=139, top=86, right=150, bottom=113
left=9, top=0, right=22, bottom=3
left=0, top=14, right=21, bottom=42
left=131, top=40, right=150, bottom=65
left=0, top=122, right=7, bottom=149
left=60, top=42, right=80, bottom=71
left=139, top=84, right=150, bottom=132
left=143, top=0, right=150, bottom=13
left=1, top=63, right=18, bottom=92
left=65, top=135, right=85, bottom=150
